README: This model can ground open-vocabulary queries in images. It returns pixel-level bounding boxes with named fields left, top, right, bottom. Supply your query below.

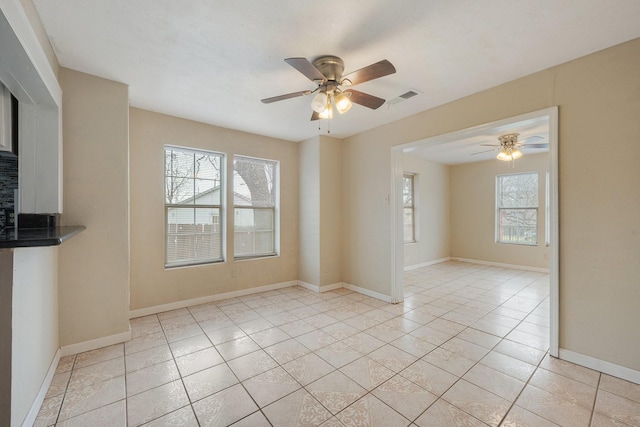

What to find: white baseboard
left=22, top=349, right=60, bottom=427
left=404, top=257, right=451, bottom=271
left=559, top=348, right=640, bottom=385
left=297, top=280, right=344, bottom=293
left=130, top=280, right=298, bottom=319
left=343, top=282, right=393, bottom=303
left=451, top=257, right=550, bottom=273
left=60, top=329, right=132, bottom=357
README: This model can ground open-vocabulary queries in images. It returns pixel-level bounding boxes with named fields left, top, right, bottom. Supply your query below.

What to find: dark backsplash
left=0, top=154, right=18, bottom=209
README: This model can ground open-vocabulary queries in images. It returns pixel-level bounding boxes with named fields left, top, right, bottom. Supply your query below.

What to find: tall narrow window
left=403, top=173, right=416, bottom=243
left=164, top=146, right=224, bottom=267
left=496, top=172, right=538, bottom=245
left=233, top=156, right=278, bottom=259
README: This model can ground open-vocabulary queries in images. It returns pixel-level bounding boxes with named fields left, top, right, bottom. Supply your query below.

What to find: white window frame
left=403, top=173, right=416, bottom=244
left=233, top=155, right=279, bottom=260
left=496, top=172, right=538, bottom=246
left=164, top=145, right=225, bottom=268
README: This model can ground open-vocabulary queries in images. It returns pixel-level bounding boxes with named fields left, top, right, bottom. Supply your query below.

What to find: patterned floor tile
left=414, top=399, right=486, bottom=427
left=242, top=366, right=301, bottom=407
left=283, top=353, right=336, bottom=386
left=55, top=400, right=126, bottom=427
left=182, top=363, right=238, bottom=402
left=192, top=383, right=258, bottom=426
left=337, top=394, right=410, bottom=427
left=262, top=388, right=332, bottom=427
left=126, top=380, right=189, bottom=425
left=339, top=357, right=394, bottom=390
left=306, top=370, right=367, bottom=415
left=372, top=375, right=437, bottom=421
left=442, top=379, right=511, bottom=426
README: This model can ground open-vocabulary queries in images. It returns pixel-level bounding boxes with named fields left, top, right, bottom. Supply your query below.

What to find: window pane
left=403, top=207, right=414, bottom=242
left=497, top=172, right=538, bottom=245
left=234, top=207, right=275, bottom=257
left=165, top=145, right=224, bottom=267
left=403, top=175, right=413, bottom=207
left=498, top=173, right=538, bottom=208
left=193, top=178, right=219, bottom=205
left=233, top=155, right=278, bottom=258
left=166, top=150, right=195, bottom=178
left=403, top=174, right=415, bottom=243
left=499, top=208, right=537, bottom=244
left=166, top=207, right=222, bottom=265
left=233, top=157, right=276, bottom=207
left=194, top=154, right=221, bottom=181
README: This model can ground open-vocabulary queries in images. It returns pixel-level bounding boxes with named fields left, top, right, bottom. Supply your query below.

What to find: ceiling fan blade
left=470, top=149, right=498, bottom=156
left=344, top=89, right=386, bottom=110
left=310, top=110, right=320, bottom=121
left=341, top=60, right=396, bottom=86
left=285, top=58, right=326, bottom=82
left=522, top=143, right=549, bottom=148
left=479, top=143, right=500, bottom=147
left=261, top=90, right=311, bottom=104
left=522, top=135, right=544, bottom=143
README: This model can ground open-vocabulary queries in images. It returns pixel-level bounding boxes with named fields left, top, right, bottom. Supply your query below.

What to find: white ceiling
left=32, top=0, right=640, bottom=143
left=404, top=114, right=549, bottom=165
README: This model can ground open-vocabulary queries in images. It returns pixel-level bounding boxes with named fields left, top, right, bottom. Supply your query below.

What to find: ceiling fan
left=472, top=133, right=549, bottom=161
left=261, top=56, right=396, bottom=120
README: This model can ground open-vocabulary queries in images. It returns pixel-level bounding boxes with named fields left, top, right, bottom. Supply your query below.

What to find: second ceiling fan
left=261, top=56, right=396, bottom=120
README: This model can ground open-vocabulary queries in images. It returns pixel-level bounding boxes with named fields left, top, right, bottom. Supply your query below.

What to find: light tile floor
left=35, top=261, right=640, bottom=426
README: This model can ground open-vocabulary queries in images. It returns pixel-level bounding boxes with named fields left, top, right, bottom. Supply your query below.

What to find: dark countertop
left=0, top=226, right=86, bottom=248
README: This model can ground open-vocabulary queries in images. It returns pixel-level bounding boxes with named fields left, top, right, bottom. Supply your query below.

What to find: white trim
left=450, top=257, right=550, bottom=273
left=297, top=281, right=343, bottom=293
left=60, top=330, right=132, bottom=357
left=129, top=280, right=298, bottom=319
left=0, top=0, right=61, bottom=106
left=404, top=257, right=451, bottom=271
left=548, top=106, right=560, bottom=358
left=390, top=149, right=404, bottom=303
left=559, top=348, right=640, bottom=385
left=21, top=349, right=60, bottom=427
left=343, top=282, right=393, bottom=303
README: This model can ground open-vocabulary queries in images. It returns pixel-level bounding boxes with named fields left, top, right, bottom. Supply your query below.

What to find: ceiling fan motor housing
left=312, top=56, right=345, bottom=83
left=498, top=133, right=520, bottom=147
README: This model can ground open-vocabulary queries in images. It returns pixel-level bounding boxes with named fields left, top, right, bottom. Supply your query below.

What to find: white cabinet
left=0, top=84, right=11, bottom=153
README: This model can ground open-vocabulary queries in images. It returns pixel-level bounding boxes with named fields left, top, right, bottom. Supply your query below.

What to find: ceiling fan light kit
left=261, top=55, right=396, bottom=121
left=496, top=133, right=523, bottom=162
left=496, top=147, right=523, bottom=161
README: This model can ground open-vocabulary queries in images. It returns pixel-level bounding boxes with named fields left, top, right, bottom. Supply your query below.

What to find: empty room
left=1, top=1, right=639, bottom=426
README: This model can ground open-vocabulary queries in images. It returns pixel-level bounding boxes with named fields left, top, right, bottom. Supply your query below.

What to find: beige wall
left=58, top=68, right=130, bottom=345
left=343, top=38, right=640, bottom=371
left=450, top=153, right=549, bottom=268
left=129, top=108, right=299, bottom=310
left=402, top=154, right=450, bottom=267
left=299, top=135, right=343, bottom=287
left=319, top=136, right=343, bottom=286
left=298, top=136, right=320, bottom=285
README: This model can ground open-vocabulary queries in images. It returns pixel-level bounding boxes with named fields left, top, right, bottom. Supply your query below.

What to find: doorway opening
left=390, top=107, right=559, bottom=356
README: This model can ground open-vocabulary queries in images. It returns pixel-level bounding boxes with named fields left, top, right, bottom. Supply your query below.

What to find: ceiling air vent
left=388, top=89, right=421, bottom=105
left=399, top=90, right=419, bottom=99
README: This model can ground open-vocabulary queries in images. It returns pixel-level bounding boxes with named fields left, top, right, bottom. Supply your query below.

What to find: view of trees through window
left=164, top=146, right=224, bottom=266
left=233, top=156, right=277, bottom=258
left=497, top=172, right=538, bottom=245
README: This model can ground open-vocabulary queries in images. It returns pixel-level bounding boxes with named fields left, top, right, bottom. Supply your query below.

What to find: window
left=403, top=173, right=416, bottom=243
left=496, top=172, right=538, bottom=245
left=164, top=146, right=224, bottom=267
left=233, top=156, right=278, bottom=259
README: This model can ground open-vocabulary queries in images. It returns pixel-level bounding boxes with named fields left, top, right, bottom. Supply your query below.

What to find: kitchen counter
left=0, top=226, right=85, bottom=248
